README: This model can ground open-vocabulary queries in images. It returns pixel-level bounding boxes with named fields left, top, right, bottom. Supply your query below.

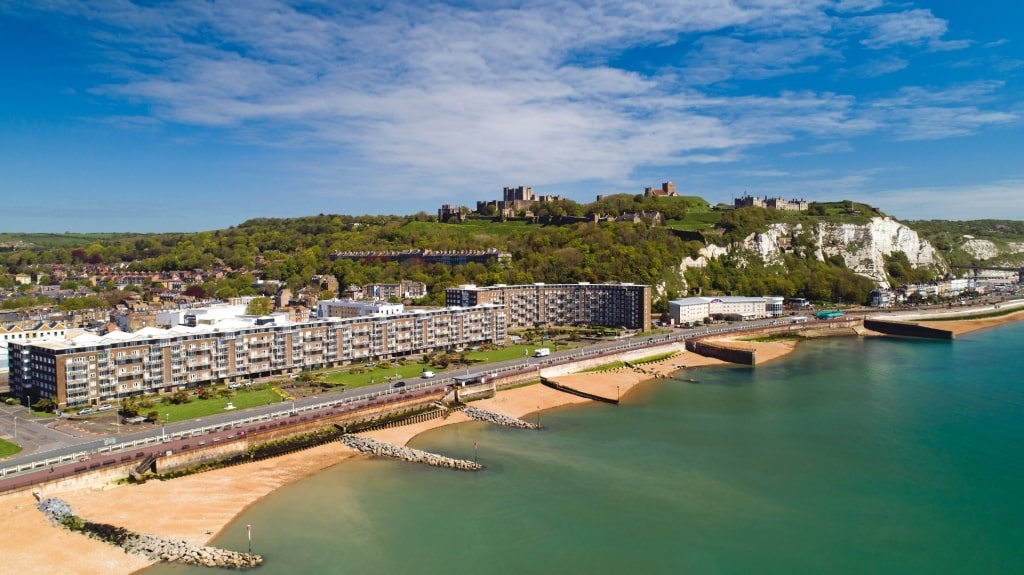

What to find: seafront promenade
left=1, top=305, right=1021, bottom=575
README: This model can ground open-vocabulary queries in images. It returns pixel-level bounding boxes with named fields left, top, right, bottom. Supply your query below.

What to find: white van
left=534, top=348, right=550, bottom=357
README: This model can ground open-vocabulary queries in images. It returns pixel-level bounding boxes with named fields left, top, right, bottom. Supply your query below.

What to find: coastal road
left=0, top=316, right=815, bottom=486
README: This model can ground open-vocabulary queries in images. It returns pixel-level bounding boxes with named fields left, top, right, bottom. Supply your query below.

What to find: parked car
left=97, top=403, right=113, bottom=412
left=78, top=408, right=93, bottom=416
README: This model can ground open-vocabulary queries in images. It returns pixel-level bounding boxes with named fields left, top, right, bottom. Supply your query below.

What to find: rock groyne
left=35, top=497, right=262, bottom=569
left=341, top=435, right=482, bottom=471
left=464, top=406, right=539, bottom=429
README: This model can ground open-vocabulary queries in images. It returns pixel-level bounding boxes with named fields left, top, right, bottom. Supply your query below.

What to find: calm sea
left=147, top=323, right=1024, bottom=574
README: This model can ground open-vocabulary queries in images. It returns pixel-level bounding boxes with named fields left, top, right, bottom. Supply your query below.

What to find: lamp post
left=13, top=416, right=16, bottom=439
left=163, top=412, right=169, bottom=441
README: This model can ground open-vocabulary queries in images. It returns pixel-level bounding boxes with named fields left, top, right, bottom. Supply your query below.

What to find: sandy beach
left=1, top=313, right=1018, bottom=575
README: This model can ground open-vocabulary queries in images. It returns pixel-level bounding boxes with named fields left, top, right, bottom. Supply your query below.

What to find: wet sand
left=0, top=316, right=1012, bottom=575
left=910, top=308, right=1024, bottom=336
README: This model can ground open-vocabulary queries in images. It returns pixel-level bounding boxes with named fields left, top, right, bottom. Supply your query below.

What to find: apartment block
left=446, top=283, right=651, bottom=331
left=8, top=305, right=506, bottom=409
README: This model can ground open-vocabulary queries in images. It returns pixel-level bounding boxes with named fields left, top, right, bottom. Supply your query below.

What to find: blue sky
left=1, top=0, right=1022, bottom=232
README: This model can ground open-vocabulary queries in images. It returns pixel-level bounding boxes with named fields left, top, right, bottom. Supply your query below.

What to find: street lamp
left=13, top=416, right=16, bottom=440
left=163, top=412, right=169, bottom=440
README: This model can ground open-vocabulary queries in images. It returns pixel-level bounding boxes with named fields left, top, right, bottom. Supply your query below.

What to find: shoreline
left=3, top=312, right=1021, bottom=575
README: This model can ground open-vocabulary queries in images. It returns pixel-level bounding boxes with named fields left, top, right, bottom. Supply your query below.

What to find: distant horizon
left=2, top=1, right=1022, bottom=232
left=1, top=196, right=1018, bottom=236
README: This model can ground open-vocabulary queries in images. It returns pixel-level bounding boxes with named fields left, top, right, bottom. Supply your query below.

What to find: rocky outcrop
left=463, top=406, right=539, bottom=429
left=812, top=218, right=941, bottom=287
left=36, top=497, right=262, bottom=569
left=120, top=533, right=261, bottom=569
left=961, top=237, right=1024, bottom=264
left=341, top=435, right=482, bottom=470
left=679, top=217, right=943, bottom=289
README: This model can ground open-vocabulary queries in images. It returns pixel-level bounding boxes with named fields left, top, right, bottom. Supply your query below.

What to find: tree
left=168, top=390, right=192, bottom=404
left=245, top=297, right=272, bottom=315
left=32, top=397, right=57, bottom=413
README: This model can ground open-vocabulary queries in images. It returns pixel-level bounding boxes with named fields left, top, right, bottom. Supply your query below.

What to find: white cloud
left=851, top=57, right=908, bottom=78
left=868, top=82, right=1018, bottom=140
left=10, top=0, right=1018, bottom=213
left=873, top=180, right=1024, bottom=220
left=854, top=9, right=965, bottom=50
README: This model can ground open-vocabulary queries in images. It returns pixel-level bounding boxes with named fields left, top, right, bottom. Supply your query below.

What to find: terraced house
left=8, top=305, right=506, bottom=409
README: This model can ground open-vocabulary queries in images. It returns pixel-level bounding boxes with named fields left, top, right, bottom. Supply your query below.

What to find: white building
left=764, top=296, right=785, bottom=318
left=317, top=299, right=404, bottom=319
left=9, top=304, right=507, bottom=408
left=668, top=296, right=767, bottom=325
left=1, top=322, right=69, bottom=373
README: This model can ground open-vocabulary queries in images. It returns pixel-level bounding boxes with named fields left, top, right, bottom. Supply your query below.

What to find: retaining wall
left=685, top=339, right=755, bottom=365
left=863, top=319, right=955, bottom=340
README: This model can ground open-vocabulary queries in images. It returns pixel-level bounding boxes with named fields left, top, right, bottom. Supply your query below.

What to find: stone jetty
left=464, top=406, right=539, bottom=429
left=36, top=496, right=262, bottom=569
left=342, top=435, right=483, bottom=471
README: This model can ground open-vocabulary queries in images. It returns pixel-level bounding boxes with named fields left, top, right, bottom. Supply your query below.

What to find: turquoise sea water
left=148, top=323, right=1024, bottom=574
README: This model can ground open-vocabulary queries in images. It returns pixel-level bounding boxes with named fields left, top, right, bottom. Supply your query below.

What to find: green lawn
left=147, top=386, right=281, bottom=423
left=0, top=438, right=23, bottom=458
left=321, top=361, right=439, bottom=387
left=318, top=342, right=578, bottom=386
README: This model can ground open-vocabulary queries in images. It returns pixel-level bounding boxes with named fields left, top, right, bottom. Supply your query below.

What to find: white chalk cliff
left=679, top=217, right=943, bottom=289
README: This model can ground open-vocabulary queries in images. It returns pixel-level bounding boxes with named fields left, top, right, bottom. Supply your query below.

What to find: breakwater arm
left=36, top=497, right=262, bottom=569
left=863, top=318, right=955, bottom=340
left=540, top=377, right=619, bottom=405
left=463, top=406, right=539, bottom=429
left=341, top=435, right=482, bottom=471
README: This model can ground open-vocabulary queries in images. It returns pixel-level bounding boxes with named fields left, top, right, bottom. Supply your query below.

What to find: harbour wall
left=863, top=319, right=955, bottom=340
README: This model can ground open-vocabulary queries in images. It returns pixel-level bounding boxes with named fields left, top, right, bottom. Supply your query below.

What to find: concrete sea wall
left=863, top=319, right=955, bottom=340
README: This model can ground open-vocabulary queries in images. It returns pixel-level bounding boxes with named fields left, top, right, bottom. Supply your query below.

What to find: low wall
left=156, top=392, right=447, bottom=474
left=537, top=342, right=685, bottom=378
left=685, top=339, right=755, bottom=365
left=863, top=319, right=955, bottom=340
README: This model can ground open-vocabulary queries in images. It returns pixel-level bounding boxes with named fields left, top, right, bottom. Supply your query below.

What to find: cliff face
left=961, top=238, right=1024, bottom=263
left=680, top=217, right=942, bottom=289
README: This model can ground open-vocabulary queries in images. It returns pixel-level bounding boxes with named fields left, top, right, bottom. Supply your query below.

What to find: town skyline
left=2, top=0, right=1022, bottom=233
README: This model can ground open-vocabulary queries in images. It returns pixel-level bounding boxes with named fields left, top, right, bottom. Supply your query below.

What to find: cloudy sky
left=1, top=0, right=1022, bottom=232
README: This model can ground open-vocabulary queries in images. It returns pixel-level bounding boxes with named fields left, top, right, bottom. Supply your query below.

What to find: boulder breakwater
left=36, top=496, right=262, bottom=569
left=341, top=435, right=483, bottom=471
left=463, top=406, right=540, bottom=429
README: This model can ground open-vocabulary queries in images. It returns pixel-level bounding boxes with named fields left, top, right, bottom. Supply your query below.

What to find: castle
left=734, top=194, right=808, bottom=211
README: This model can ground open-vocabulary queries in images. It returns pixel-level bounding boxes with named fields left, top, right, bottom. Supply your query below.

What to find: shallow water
left=147, top=323, right=1024, bottom=574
